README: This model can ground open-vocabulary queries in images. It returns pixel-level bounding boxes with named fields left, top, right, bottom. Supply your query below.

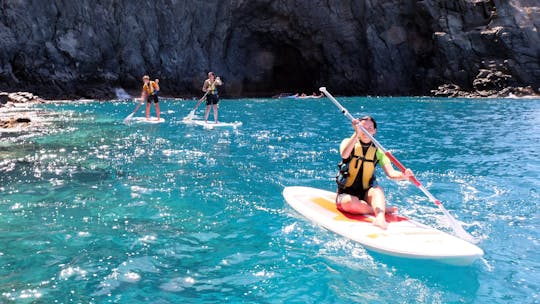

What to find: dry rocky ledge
left=0, top=91, right=46, bottom=130
left=431, top=64, right=540, bottom=98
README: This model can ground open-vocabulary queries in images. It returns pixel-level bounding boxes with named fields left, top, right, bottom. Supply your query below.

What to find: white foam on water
left=94, top=256, right=159, bottom=296
left=138, top=234, right=157, bottom=244
left=114, top=88, right=131, bottom=99
left=160, top=276, right=195, bottom=292
left=282, top=222, right=296, bottom=234
left=59, top=266, right=88, bottom=280
left=121, top=271, right=141, bottom=283
left=10, top=203, right=23, bottom=210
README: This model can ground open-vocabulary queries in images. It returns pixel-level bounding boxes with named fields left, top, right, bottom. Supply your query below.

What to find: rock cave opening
left=241, top=42, right=322, bottom=96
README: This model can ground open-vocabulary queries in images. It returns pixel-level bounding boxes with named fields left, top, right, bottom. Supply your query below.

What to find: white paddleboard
left=131, top=117, right=165, bottom=124
left=283, top=186, right=483, bottom=265
left=185, top=119, right=242, bottom=129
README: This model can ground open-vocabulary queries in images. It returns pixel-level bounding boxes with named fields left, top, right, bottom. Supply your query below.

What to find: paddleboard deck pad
left=283, top=186, right=483, bottom=265
left=131, top=117, right=165, bottom=124
left=184, top=119, right=242, bottom=129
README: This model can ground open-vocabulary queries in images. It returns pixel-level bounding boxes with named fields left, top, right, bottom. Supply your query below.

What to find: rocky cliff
left=0, top=0, right=538, bottom=98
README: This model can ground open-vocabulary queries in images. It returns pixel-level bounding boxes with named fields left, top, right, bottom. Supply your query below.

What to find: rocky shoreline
left=0, top=91, right=47, bottom=131
left=431, top=63, right=540, bottom=98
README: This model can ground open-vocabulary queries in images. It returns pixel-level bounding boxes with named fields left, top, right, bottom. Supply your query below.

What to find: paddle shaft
left=124, top=96, right=143, bottom=123
left=192, top=91, right=209, bottom=112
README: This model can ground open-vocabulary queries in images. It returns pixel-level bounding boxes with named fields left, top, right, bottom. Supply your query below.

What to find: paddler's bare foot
left=373, top=213, right=388, bottom=230
left=386, top=206, right=398, bottom=214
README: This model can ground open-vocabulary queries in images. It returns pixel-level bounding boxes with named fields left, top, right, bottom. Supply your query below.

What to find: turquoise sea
left=0, top=96, right=539, bottom=303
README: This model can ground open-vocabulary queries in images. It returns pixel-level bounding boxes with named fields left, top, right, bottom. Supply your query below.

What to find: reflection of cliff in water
left=0, top=0, right=538, bottom=98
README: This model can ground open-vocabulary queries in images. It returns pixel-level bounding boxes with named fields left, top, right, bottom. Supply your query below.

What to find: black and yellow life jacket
left=207, top=80, right=217, bottom=95
left=337, top=141, right=379, bottom=190
left=143, top=81, right=158, bottom=95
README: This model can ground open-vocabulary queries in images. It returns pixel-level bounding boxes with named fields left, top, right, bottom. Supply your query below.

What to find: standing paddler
left=141, top=75, right=161, bottom=120
left=202, top=72, right=223, bottom=123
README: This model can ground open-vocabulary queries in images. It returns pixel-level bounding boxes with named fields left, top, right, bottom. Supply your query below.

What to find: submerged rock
left=0, top=117, right=31, bottom=129
left=0, top=0, right=538, bottom=98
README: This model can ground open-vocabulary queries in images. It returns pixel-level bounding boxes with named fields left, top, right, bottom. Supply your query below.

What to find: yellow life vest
left=143, top=81, right=158, bottom=95
left=338, top=141, right=378, bottom=190
left=207, top=80, right=217, bottom=95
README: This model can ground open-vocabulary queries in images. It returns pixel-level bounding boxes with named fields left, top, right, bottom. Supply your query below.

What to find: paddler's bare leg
left=337, top=194, right=374, bottom=214
left=145, top=102, right=151, bottom=120
left=366, top=186, right=393, bottom=229
left=337, top=192, right=397, bottom=216
left=204, top=105, right=211, bottom=123
left=213, top=104, right=219, bottom=123
left=155, top=103, right=161, bottom=120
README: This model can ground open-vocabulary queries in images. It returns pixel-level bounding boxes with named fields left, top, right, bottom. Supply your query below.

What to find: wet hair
left=208, top=72, right=215, bottom=77
left=143, top=75, right=150, bottom=80
left=359, top=116, right=377, bottom=129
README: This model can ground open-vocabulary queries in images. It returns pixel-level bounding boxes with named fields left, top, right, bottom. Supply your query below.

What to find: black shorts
left=146, top=95, right=159, bottom=104
left=206, top=94, right=219, bottom=105
left=337, top=187, right=369, bottom=203
left=336, top=179, right=378, bottom=203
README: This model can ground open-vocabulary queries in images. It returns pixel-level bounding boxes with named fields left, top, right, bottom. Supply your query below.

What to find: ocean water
left=0, top=96, right=539, bottom=303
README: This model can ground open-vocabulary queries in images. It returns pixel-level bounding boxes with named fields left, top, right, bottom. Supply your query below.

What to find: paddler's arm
left=380, top=155, right=414, bottom=180
left=138, top=91, right=147, bottom=106
left=132, top=97, right=144, bottom=113
left=140, top=84, right=148, bottom=99
left=340, top=119, right=362, bottom=159
left=215, top=77, right=223, bottom=86
left=202, top=80, right=209, bottom=92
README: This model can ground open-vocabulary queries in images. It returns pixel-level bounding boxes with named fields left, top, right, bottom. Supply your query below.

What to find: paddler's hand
left=402, top=168, right=414, bottom=179
left=351, top=119, right=362, bottom=136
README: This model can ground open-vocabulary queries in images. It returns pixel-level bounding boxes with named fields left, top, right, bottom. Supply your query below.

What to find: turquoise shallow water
left=0, top=96, right=539, bottom=303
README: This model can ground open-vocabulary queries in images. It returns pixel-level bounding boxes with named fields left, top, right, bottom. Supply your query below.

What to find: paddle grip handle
left=385, top=152, right=421, bottom=187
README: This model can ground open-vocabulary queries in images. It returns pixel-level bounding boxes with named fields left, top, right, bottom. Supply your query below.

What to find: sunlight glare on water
left=0, top=97, right=539, bottom=303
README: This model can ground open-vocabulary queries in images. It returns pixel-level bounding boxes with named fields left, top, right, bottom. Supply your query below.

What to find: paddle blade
left=438, top=205, right=478, bottom=243
left=123, top=113, right=134, bottom=124
left=184, top=110, right=195, bottom=121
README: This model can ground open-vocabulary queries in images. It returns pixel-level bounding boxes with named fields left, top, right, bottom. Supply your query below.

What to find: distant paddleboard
left=283, top=186, right=483, bottom=265
left=131, top=117, right=165, bottom=124
left=184, top=119, right=242, bottom=129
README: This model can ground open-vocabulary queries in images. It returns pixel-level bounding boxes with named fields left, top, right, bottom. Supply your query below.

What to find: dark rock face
left=0, top=0, right=538, bottom=98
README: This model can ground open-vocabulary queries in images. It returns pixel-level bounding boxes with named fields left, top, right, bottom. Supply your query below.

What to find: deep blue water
left=0, top=96, right=539, bottom=303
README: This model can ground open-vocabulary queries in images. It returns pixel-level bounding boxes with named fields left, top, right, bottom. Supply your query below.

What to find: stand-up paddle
left=115, top=89, right=140, bottom=124
left=184, top=91, right=210, bottom=121
left=123, top=99, right=144, bottom=124
left=319, top=87, right=477, bottom=243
